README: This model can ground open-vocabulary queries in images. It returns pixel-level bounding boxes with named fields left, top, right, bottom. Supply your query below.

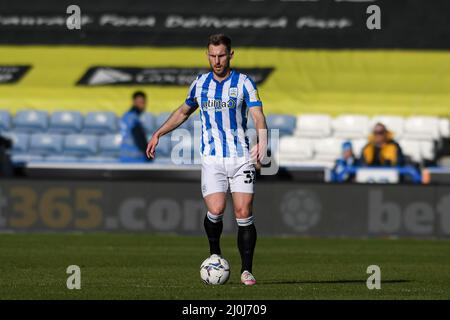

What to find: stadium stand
left=332, top=115, right=370, bottom=140
left=0, top=110, right=12, bottom=131
left=294, top=114, right=332, bottom=138
left=139, top=112, right=156, bottom=134
left=82, top=112, right=118, bottom=135
left=13, top=110, right=48, bottom=133
left=48, top=111, right=84, bottom=134
left=0, top=109, right=449, bottom=172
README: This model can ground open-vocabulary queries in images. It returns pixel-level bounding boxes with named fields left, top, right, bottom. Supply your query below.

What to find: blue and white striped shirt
left=185, top=70, right=262, bottom=158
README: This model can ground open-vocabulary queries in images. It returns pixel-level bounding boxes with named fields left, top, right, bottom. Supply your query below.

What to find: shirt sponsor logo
left=201, top=99, right=236, bottom=111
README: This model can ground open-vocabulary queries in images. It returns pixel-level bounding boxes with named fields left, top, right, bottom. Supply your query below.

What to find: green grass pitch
left=0, top=233, right=449, bottom=300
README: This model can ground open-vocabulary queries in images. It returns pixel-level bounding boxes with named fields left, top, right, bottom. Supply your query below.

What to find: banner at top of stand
left=0, top=0, right=448, bottom=49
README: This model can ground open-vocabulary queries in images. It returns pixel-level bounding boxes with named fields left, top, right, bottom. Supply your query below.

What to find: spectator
left=119, top=91, right=151, bottom=162
left=0, top=135, right=13, bottom=177
left=361, top=122, right=404, bottom=167
left=333, top=141, right=359, bottom=182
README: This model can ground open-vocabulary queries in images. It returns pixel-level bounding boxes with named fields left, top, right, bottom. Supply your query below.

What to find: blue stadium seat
left=179, top=117, right=192, bottom=131
left=80, top=156, right=119, bottom=163
left=152, top=157, right=175, bottom=165
left=189, top=113, right=201, bottom=132
left=156, top=112, right=192, bottom=131
left=64, top=134, right=99, bottom=156
left=0, top=110, right=12, bottom=132
left=140, top=112, right=156, bottom=133
left=157, top=135, right=172, bottom=157
left=99, top=134, right=122, bottom=157
left=156, top=112, right=171, bottom=128
left=11, top=154, right=44, bottom=164
left=1, top=132, right=29, bottom=153
left=48, top=111, right=83, bottom=134
left=44, top=155, right=80, bottom=162
left=267, top=114, right=296, bottom=136
left=29, top=133, right=64, bottom=156
left=83, top=112, right=118, bottom=134
left=13, top=110, right=48, bottom=133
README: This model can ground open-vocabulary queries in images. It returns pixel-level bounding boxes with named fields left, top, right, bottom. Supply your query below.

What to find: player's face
left=207, top=44, right=233, bottom=77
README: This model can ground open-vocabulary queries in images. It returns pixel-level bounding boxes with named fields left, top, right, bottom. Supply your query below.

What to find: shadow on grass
left=259, top=279, right=411, bottom=285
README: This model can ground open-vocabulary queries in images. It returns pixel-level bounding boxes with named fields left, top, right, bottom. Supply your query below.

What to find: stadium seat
left=277, top=137, right=314, bottom=166
left=420, top=140, right=435, bottom=161
left=371, top=115, right=405, bottom=140
left=189, top=113, right=201, bottom=132
left=11, top=154, right=44, bottom=164
left=350, top=139, right=368, bottom=158
left=295, top=114, right=332, bottom=138
left=29, top=133, right=64, bottom=156
left=266, top=114, right=296, bottom=136
left=313, top=138, right=344, bottom=162
left=152, top=157, right=175, bottom=165
left=64, top=134, right=99, bottom=156
left=439, top=118, right=450, bottom=138
left=83, top=112, right=118, bottom=134
left=294, top=160, right=336, bottom=169
left=44, top=155, right=80, bottom=162
left=13, top=110, right=48, bottom=133
left=403, top=116, right=440, bottom=140
left=398, top=139, right=423, bottom=163
left=99, top=134, right=122, bottom=157
left=156, top=135, right=172, bottom=158
left=157, top=111, right=191, bottom=132
left=0, top=110, right=12, bottom=132
left=140, top=112, right=156, bottom=133
left=332, top=115, right=370, bottom=139
left=80, top=156, right=119, bottom=163
left=156, top=112, right=172, bottom=128
left=1, top=132, right=29, bottom=154
left=48, top=111, right=83, bottom=134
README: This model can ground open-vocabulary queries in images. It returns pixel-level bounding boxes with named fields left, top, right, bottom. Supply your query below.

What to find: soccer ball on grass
left=200, top=255, right=230, bottom=285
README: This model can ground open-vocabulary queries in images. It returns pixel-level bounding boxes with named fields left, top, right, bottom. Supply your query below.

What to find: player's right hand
left=146, top=134, right=159, bottom=159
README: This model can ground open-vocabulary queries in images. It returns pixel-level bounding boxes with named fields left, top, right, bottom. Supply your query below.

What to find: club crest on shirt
left=229, top=87, right=238, bottom=98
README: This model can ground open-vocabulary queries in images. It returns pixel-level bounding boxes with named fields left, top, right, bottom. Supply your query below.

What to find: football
left=200, top=255, right=231, bottom=285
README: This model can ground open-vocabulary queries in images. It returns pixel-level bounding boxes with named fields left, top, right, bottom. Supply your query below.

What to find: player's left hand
left=250, top=142, right=267, bottom=162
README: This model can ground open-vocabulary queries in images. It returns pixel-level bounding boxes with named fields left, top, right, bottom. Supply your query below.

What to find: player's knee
left=208, top=205, right=225, bottom=216
left=234, top=206, right=251, bottom=219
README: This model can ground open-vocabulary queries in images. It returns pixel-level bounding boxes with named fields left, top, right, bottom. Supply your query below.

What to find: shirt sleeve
left=185, top=77, right=199, bottom=108
left=243, top=76, right=263, bottom=108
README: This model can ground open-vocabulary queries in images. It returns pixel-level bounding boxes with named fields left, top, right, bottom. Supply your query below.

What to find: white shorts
left=201, top=156, right=256, bottom=197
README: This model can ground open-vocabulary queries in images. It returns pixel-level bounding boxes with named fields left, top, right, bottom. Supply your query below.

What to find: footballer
left=146, top=34, right=268, bottom=286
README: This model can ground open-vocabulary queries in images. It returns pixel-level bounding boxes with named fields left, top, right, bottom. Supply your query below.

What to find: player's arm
left=249, top=106, right=268, bottom=163
left=244, top=76, right=267, bottom=164
left=146, top=103, right=197, bottom=159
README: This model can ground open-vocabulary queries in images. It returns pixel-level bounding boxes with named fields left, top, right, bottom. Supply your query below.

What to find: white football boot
left=240, top=270, right=256, bottom=286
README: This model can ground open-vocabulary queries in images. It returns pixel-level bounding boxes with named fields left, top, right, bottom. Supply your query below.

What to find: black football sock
left=237, top=216, right=257, bottom=274
left=204, top=211, right=223, bottom=255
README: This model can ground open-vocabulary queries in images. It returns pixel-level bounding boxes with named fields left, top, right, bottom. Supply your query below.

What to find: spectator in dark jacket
left=119, top=91, right=151, bottom=162
left=333, top=141, right=359, bottom=182
left=361, top=122, right=404, bottom=167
